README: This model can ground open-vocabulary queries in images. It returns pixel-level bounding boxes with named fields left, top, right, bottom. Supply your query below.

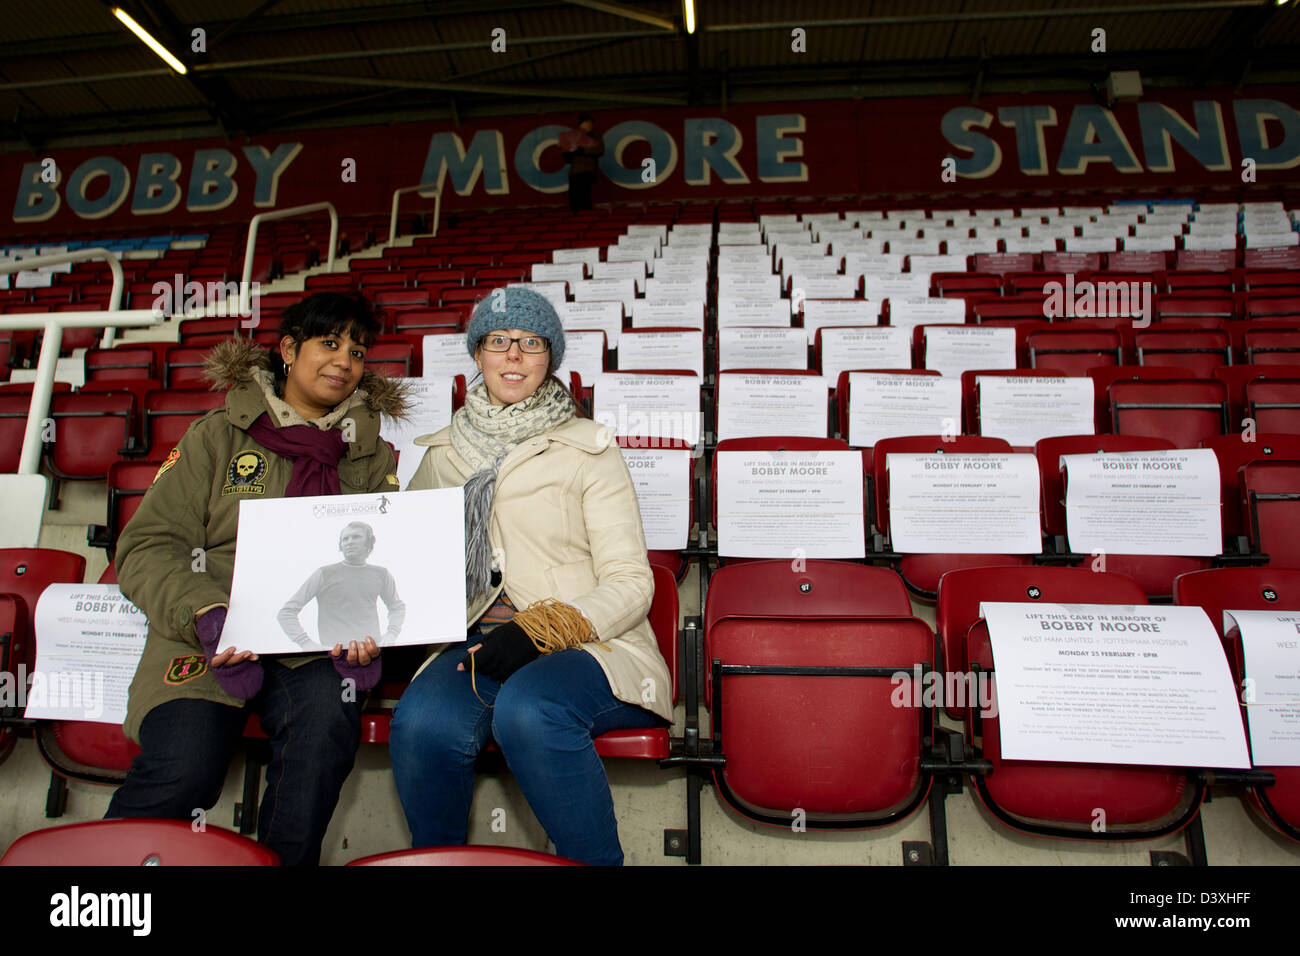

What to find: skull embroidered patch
left=222, top=449, right=268, bottom=495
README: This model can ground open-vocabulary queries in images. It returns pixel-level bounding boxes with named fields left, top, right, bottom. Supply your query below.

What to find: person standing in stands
left=389, top=287, right=672, bottom=865
left=560, top=113, right=605, bottom=213
left=105, top=293, right=410, bottom=866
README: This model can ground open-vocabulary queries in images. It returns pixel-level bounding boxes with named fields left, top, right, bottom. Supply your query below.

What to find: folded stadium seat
left=873, top=435, right=1033, bottom=599
left=1241, top=460, right=1300, bottom=568
left=1172, top=566, right=1300, bottom=842
left=163, top=345, right=215, bottom=390
left=473, top=267, right=528, bottom=286
left=711, top=437, right=859, bottom=562
left=1244, top=329, right=1300, bottom=366
left=1153, top=293, right=1236, bottom=328
left=1110, top=378, right=1229, bottom=448
left=500, top=252, right=546, bottom=268
left=1200, top=434, right=1300, bottom=540
left=943, top=566, right=1209, bottom=852
left=87, top=460, right=163, bottom=559
left=447, top=255, right=498, bottom=269
left=0, top=819, right=279, bottom=866
left=357, top=275, right=406, bottom=294
left=349, top=258, right=392, bottom=278
left=346, top=846, right=581, bottom=866
left=935, top=564, right=1145, bottom=719
left=0, top=391, right=67, bottom=472
left=1166, top=270, right=1235, bottom=295
left=1035, top=434, right=1208, bottom=598
left=392, top=309, right=464, bottom=334
left=1025, top=327, right=1123, bottom=375
left=177, top=316, right=243, bottom=344
left=410, top=267, right=466, bottom=288
left=1244, top=378, right=1300, bottom=433
left=1087, top=364, right=1197, bottom=433
left=0, top=549, right=86, bottom=673
left=1135, top=328, right=1231, bottom=377
left=363, top=339, right=414, bottom=378
left=834, top=369, right=941, bottom=454
left=44, top=392, right=138, bottom=480
left=701, top=561, right=945, bottom=861
left=934, top=273, right=1001, bottom=299
left=973, top=297, right=1052, bottom=326
left=303, top=274, right=356, bottom=293
left=1005, top=271, right=1067, bottom=297
left=0, top=594, right=26, bottom=758
left=1245, top=294, right=1300, bottom=323
left=440, top=287, right=484, bottom=309
left=1244, top=269, right=1300, bottom=293
left=84, top=346, right=156, bottom=382
left=1213, top=364, right=1300, bottom=426
left=373, top=288, right=431, bottom=314
left=961, top=367, right=1071, bottom=441
left=142, top=389, right=226, bottom=460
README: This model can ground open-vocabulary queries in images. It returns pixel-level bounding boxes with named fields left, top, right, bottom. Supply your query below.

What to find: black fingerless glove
left=462, top=621, right=540, bottom=682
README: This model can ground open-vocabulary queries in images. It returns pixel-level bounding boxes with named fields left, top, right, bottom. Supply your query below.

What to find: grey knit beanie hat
left=465, top=286, right=565, bottom=368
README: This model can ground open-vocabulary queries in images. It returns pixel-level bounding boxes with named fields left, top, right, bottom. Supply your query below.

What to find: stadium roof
left=2, top=0, right=1298, bottom=151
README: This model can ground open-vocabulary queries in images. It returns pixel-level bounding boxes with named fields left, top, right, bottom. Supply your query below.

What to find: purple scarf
left=246, top=412, right=347, bottom=497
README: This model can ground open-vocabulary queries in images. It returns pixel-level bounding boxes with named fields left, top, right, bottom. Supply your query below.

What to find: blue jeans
left=389, top=646, right=663, bottom=865
left=105, top=658, right=362, bottom=866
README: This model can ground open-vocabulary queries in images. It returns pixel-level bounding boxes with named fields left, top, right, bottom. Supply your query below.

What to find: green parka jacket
left=114, top=338, right=409, bottom=743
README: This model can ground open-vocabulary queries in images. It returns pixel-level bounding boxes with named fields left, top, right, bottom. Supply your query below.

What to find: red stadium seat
left=1135, top=327, right=1231, bottom=376
left=346, top=845, right=580, bottom=866
left=702, top=561, right=936, bottom=859
left=0, top=548, right=86, bottom=672
left=1109, top=378, right=1229, bottom=447
left=0, top=819, right=279, bottom=866
left=45, top=391, right=138, bottom=479
left=143, top=389, right=225, bottom=459
left=1174, top=567, right=1300, bottom=842
left=942, top=567, right=1206, bottom=850
left=1245, top=378, right=1300, bottom=434
left=1026, top=327, right=1123, bottom=375
left=1200, top=433, right=1300, bottom=539
left=1241, top=459, right=1300, bottom=568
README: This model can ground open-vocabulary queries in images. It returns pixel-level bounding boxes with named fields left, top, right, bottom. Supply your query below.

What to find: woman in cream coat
left=389, top=288, right=672, bottom=866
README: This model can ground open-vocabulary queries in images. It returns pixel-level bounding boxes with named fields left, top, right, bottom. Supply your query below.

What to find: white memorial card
left=718, top=327, right=807, bottom=371
left=618, top=329, right=704, bottom=377
left=717, top=298, right=791, bottom=328
left=886, top=453, right=1042, bottom=553
left=803, top=299, right=879, bottom=343
left=924, top=326, right=1016, bottom=378
left=380, top=377, right=453, bottom=490
left=716, top=374, right=829, bottom=442
left=820, top=327, right=911, bottom=385
left=593, top=373, right=702, bottom=445
left=619, top=446, right=692, bottom=550
left=1227, top=610, right=1300, bottom=766
left=631, top=299, right=705, bottom=330
left=26, top=584, right=147, bottom=724
left=848, top=373, right=960, bottom=448
left=981, top=602, right=1251, bottom=768
left=556, top=300, right=623, bottom=349
left=977, top=376, right=1095, bottom=446
left=1062, top=450, right=1222, bottom=557
left=717, top=451, right=865, bottom=558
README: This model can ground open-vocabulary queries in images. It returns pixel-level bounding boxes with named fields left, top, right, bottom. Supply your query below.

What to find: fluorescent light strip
left=683, top=0, right=696, bottom=34
left=112, top=7, right=187, bottom=75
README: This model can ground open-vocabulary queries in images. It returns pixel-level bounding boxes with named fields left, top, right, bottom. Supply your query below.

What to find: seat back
left=704, top=561, right=928, bottom=824
left=0, top=819, right=279, bottom=866
left=1246, top=379, right=1300, bottom=434
left=1110, top=379, right=1229, bottom=447
left=1242, top=459, right=1300, bottom=568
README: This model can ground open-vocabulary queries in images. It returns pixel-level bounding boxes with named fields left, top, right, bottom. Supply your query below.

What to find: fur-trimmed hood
left=202, top=336, right=412, bottom=420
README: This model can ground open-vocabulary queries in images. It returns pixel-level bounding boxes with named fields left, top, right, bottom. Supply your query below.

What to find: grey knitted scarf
left=452, top=378, right=576, bottom=603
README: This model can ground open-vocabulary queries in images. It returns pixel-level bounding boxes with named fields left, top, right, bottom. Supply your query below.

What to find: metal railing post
left=241, top=202, right=338, bottom=313
left=0, top=308, right=165, bottom=474
left=389, top=185, right=441, bottom=244
left=0, top=248, right=126, bottom=347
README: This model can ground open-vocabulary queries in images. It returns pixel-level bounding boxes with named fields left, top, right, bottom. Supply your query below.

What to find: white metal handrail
left=242, top=201, right=338, bottom=313
left=389, top=184, right=442, bottom=243
left=0, top=247, right=126, bottom=346
left=0, top=308, right=164, bottom=474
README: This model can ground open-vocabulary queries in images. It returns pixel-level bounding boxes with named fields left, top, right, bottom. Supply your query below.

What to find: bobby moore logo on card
left=311, top=495, right=392, bottom=520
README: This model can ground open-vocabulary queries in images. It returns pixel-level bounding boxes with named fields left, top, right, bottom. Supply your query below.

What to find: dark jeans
left=105, top=658, right=362, bottom=866
left=569, top=171, right=595, bottom=212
